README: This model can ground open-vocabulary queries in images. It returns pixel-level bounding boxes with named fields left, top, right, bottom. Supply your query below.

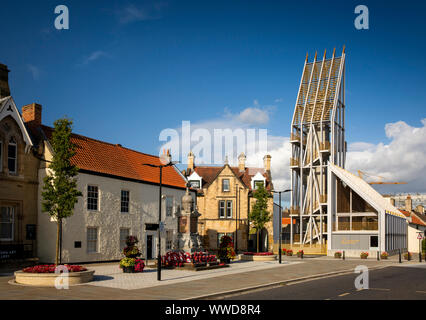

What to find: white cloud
left=346, top=119, right=426, bottom=192
left=116, top=2, right=167, bottom=24
left=80, top=51, right=110, bottom=66
left=236, top=107, right=270, bottom=125
left=27, top=65, right=40, bottom=80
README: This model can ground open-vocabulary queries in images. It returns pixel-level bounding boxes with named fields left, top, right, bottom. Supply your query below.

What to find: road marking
left=416, top=291, right=426, bottom=294
left=338, top=292, right=350, bottom=297
left=370, top=288, right=390, bottom=291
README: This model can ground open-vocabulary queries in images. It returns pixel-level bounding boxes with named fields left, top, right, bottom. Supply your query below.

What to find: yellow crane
left=357, top=170, right=407, bottom=185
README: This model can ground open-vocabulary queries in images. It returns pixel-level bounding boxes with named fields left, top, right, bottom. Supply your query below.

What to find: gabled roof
left=40, top=125, right=187, bottom=189
left=399, top=209, right=426, bottom=226
left=187, top=165, right=272, bottom=191
left=329, top=162, right=406, bottom=219
left=0, top=96, right=33, bottom=151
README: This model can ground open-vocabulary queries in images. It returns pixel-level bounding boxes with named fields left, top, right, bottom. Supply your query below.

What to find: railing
left=332, top=221, right=378, bottom=231
left=290, top=133, right=307, bottom=144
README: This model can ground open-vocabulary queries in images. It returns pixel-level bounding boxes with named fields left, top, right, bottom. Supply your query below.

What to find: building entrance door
left=147, top=235, right=153, bottom=259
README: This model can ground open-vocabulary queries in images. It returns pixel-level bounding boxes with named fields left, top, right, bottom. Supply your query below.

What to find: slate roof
left=187, top=165, right=272, bottom=191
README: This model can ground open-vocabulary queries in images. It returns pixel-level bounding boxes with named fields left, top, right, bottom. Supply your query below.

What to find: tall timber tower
left=289, top=47, right=346, bottom=253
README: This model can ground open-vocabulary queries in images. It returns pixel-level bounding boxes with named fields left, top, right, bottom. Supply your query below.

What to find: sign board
left=417, top=233, right=423, bottom=240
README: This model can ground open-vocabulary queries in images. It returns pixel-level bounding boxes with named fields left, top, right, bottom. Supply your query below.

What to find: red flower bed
left=243, top=252, right=274, bottom=256
left=161, top=251, right=218, bottom=268
left=22, top=264, right=87, bottom=273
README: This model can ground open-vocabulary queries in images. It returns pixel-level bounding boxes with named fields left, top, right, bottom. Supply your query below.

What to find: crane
left=357, top=170, right=407, bottom=185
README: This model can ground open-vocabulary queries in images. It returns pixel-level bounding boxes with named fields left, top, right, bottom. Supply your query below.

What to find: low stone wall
left=14, top=270, right=95, bottom=287
left=241, top=254, right=277, bottom=261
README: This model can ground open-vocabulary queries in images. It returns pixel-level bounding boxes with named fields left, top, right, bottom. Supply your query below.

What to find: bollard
left=343, top=251, right=345, bottom=260
left=301, top=251, right=303, bottom=259
left=408, top=251, right=410, bottom=261
left=399, top=249, right=402, bottom=263
left=420, top=252, right=422, bottom=263
left=377, top=251, right=380, bottom=261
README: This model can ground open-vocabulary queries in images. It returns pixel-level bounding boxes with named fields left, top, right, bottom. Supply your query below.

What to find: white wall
left=408, top=224, right=425, bottom=253
left=37, top=170, right=191, bottom=263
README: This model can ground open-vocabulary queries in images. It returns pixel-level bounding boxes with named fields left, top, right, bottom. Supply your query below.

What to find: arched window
left=8, top=137, right=17, bottom=174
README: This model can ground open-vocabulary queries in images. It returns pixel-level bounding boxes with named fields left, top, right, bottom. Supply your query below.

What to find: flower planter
left=14, top=269, right=94, bottom=287
left=122, top=266, right=135, bottom=273
left=241, top=254, right=277, bottom=261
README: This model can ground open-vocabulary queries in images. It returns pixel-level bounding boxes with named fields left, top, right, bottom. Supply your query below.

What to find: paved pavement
left=222, top=264, right=426, bottom=300
left=0, top=255, right=422, bottom=300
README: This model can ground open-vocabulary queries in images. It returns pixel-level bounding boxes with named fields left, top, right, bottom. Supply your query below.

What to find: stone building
left=36, top=124, right=193, bottom=263
left=184, top=152, right=274, bottom=253
left=0, top=63, right=40, bottom=259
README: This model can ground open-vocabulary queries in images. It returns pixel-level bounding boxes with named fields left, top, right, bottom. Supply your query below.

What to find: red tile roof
left=188, top=165, right=272, bottom=191
left=399, top=209, right=426, bottom=226
left=41, top=125, right=187, bottom=189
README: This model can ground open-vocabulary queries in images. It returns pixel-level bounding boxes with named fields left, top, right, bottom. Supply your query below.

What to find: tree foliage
left=249, top=184, right=271, bottom=252
left=249, top=184, right=271, bottom=232
left=42, top=118, right=82, bottom=219
left=41, top=118, right=82, bottom=264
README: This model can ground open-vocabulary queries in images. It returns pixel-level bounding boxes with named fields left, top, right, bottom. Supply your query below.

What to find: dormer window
left=254, top=180, right=264, bottom=190
left=189, top=180, right=200, bottom=189
left=7, top=137, right=17, bottom=174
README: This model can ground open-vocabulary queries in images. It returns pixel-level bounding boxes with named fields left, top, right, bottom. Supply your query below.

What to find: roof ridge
left=42, top=124, right=162, bottom=160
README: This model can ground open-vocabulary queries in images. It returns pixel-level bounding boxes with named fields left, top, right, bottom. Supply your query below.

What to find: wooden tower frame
left=289, top=47, right=346, bottom=250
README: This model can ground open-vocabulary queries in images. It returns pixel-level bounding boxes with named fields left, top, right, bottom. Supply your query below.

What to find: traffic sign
left=417, top=233, right=423, bottom=240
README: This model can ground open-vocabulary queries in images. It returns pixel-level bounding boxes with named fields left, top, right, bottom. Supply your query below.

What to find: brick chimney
left=187, top=151, right=195, bottom=171
left=405, top=195, right=412, bottom=212
left=22, top=103, right=42, bottom=129
left=0, top=63, right=11, bottom=99
left=238, top=152, right=246, bottom=172
left=263, top=154, right=271, bottom=172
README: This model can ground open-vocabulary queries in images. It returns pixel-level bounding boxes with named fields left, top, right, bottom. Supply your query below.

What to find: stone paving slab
left=87, top=260, right=301, bottom=290
left=0, top=257, right=419, bottom=300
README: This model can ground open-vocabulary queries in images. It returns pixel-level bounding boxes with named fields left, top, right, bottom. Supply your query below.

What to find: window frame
left=254, top=180, right=264, bottom=190
left=119, top=228, right=130, bottom=251
left=0, top=206, right=14, bottom=241
left=7, top=138, right=17, bottom=175
left=87, top=185, right=99, bottom=211
left=166, top=196, right=174, bottom=217
left=219, top=200, right=226, bottom=218
left=120, top=190, right=130, bottom=213
left=166, top=229, right=173, bottom=250
left=87, top=227, right=98, bottom=253
left=222, top=179, right=230, bottom=192
left=189, top=180, right=200, bottom=189
left=226, top=200, right=233, bottom=218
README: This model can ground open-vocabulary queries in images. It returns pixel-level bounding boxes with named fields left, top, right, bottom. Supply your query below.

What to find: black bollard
left=420, top=252, right=422, bottom=263
left=343, top=251, right=345, bottom=260
left=377, top=251, right=380, bottom=261
left=301, top=251, right=304, bottom=259
left=399, top=249, right=402, bottom=263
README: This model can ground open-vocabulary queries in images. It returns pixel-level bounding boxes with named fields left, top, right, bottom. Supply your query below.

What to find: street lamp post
left=141, top=158, right=179, bottom=281
left=272, top=189, right=291, bottom=264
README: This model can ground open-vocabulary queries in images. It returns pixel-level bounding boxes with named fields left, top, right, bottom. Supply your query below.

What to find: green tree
left=249, top=184, right=271, bottom=252
left=41, top=118, right=82, bottom=265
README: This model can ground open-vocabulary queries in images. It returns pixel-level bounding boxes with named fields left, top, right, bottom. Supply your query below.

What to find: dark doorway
left=147, top=235, right=153, bottom=259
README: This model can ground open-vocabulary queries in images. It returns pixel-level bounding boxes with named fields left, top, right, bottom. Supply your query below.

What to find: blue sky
left=2, top=0, right=426, bottom=196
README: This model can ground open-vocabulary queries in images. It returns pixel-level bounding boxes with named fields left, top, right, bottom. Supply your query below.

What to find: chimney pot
left=187, top=151, right=195, bottom=171
left=238, top=152, right=246, bottom=172
left=22, top=103, right=42, bottom=128
left=0, top=63, right=11, bottom=98
left=263, top=154, right=271, bottom=172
